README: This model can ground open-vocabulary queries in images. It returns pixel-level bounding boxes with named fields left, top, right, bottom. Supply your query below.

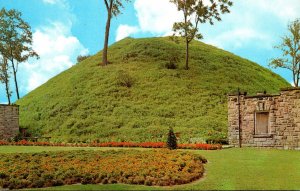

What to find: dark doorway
left=256, top=112, right=269, bottom=134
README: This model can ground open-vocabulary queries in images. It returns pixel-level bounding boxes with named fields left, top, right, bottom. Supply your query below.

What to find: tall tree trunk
left=11, top=59, right=20, bottom=99
left=185, top=39, right=189, bottom=70
left=3, top=59, right=11, bottom=104
left=295, top=63, right=300, bottom=87
left=4, top=76, right=11, bottom=105
left=183, top=6, right=189, bottom=70
left=102, top=10, right=112, bottom=66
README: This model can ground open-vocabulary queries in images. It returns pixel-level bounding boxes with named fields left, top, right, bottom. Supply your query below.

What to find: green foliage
left=16, top=37, right=290, bottom=143
left=104, top=0, right=131, bottom=17
left=269, top=18, right=300, bottom=87
left=167, top=128, right=177, bottom=150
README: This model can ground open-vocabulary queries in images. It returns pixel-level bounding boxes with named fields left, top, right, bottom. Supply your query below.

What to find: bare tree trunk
left=4, top=76, right=11, bottom=105
left=296, top=64, right=300, bottom=87
left=183, top=5, right=189, bottom=70
left=102, top=10, right=112, bottom=66
left=11, top=59, right=20, bottom=99
left=3, top=59, right=11, bottom=104
left=185, top=39, right=189, bottom=70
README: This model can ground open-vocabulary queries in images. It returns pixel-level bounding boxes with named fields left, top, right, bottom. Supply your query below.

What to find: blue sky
left=0, top=0, right=300, bottom=103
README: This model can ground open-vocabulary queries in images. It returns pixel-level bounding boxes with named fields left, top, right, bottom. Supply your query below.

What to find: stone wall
left=0, top=105, right=19, bottom=140
left=228, top=88, right=300, bottom=150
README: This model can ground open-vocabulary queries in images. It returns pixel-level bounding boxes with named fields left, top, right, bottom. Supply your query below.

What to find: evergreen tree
left=167, top=128, right=177, bottom=150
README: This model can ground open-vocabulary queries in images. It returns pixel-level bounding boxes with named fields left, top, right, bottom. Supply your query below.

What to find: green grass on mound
left=16, top=37, right=290, bottom=143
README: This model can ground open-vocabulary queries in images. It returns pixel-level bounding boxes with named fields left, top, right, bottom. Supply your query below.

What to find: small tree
left=0, top=57, right=12, bottom=104
left=269, top=19, right=300, bottom=87
left=170, top=0, right=232, bottom=70
left=167, top=128, right=177, bottom=150
left=102, top=0, right=131, bottom=66
left=0, top=8, right=38, bottom=99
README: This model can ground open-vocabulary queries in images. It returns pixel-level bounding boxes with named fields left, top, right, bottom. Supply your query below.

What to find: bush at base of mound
left=0, top=150, right=207, bottom=189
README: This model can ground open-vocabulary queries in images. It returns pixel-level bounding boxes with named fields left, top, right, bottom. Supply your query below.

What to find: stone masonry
left=0, top=104, right=19, bottom=140
left=228, top=88, right=300, bottom=150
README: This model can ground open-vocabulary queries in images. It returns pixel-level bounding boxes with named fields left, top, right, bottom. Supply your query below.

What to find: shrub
left=206, top=134, right=229, bottom=145
left=165, top=61, right=178, bottom=69
left=164, top=53, right=180, bottom=69
left=116, top=71, right=135, bottom=88
left=76, top=55, right=90, bottom=63
left=166, top=128, right=177, bottom=150
left=206, top=137, right=228, bottom=145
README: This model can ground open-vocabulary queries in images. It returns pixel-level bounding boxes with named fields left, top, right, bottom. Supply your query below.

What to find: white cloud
left=201, top=0, right=299, bottom=50
left=254, top=0, right=300, bottom=24
left=134, top=0, right=181, bottom=35
left=116, top=25, right=139, bottom=41
left=20, top=21, right=89, bottom=92
left=204, top=28, right=273, bottom=50
left=42, top=0, right=70, bottom=11
left=43, top=0, right=60, bottom=5
left=121, top=0, right=300, bottom=51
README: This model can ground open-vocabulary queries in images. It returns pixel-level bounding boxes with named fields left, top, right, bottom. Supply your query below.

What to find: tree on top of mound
left=102, top=0, right=131, bottom=66
left=170, top=0, right=233, bottom=70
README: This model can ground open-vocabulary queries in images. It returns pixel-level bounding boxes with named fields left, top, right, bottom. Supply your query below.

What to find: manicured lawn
left=1, top=146, right=299, bottom=190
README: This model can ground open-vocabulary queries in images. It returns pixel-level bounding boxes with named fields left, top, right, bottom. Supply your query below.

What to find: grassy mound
left=16, top=37, right=289, bottom=143
left=0, top=149, right=206, bottom=189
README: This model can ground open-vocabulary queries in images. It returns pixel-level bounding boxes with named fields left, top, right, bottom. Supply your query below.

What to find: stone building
left=0, top=104, right=19, bottom=140
left=228, top=87, right=300, bottom=150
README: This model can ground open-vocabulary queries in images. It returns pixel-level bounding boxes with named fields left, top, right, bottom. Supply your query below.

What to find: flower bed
left=0, top=149, right=207, bottom=189
left=0, top=140, right=221, bottom=150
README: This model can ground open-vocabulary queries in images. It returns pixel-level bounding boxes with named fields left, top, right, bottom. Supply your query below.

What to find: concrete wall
left=228, top=88, right=300, bottom=150
left=0, top=105, right=19, bottom=140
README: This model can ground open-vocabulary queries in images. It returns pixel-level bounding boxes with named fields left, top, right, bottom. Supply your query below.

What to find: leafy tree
left=102, top=0, right=131, bottom=66
left=170, top=0, right=232, bottom=70
left=0, top=8, right=38, bottom=100
left=0, top=57, right=12, bottom=104
left=166, top=128, right=177, bottom=150
left=269, top=19, right=300, bottom=87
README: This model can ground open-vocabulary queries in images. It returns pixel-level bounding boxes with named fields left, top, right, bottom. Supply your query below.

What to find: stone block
left=0, top=105, right=19, bottom=140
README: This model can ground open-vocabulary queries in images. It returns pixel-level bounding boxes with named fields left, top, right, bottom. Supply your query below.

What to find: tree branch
left=104, top=0, right=109, bottom=11
left=190, top=15, right=200, bottom=43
